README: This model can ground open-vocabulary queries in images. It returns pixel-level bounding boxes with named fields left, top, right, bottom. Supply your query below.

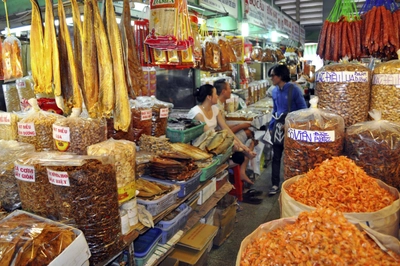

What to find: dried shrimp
left=287, top=156, right=396, bottom=212
left=240, top=208, right=400, bottom=266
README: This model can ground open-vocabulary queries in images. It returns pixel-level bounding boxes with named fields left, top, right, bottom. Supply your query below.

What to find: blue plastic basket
left=134, top=228, right=162, bottom=258
left=155, top=204, right=191, bottom=244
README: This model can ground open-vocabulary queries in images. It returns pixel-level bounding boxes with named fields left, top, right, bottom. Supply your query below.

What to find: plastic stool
left=228, top=165, right=243, bottom=201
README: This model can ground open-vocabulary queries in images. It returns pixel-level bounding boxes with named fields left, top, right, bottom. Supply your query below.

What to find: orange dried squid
left=240, top=208, right=400, bottom=265
left=287, top=156, right=396, bottom=212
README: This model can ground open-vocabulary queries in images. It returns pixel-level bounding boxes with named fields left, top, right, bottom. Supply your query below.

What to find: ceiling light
left=241, top=21, right=249, bottom=37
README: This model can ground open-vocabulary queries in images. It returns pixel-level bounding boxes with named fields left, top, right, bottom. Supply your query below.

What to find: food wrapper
left=226, top=36, right=244, bottom=63
left=2, top=83, right=21, bottom=112
left=204, top=38, right=221, bottom=71
left=218, top=37, right=236, bottom=69
left=16, top=75, right=35, bottom=111
left=345, top=110, right=400, bottom=191
left=315, top=63, right=371, bottom=127
left=87, top=138, right=136, bottom=204
left=261, top=46, right=276, bottom=62
left=0, top=212, right=77, bottom=265
left=42, top=155, right=121, bottom=264
left=17, top=99, right=61, bottom=151
left=131, top=98, right=153, bottom=141
left=371, top=58, right=400, bottom=123
left=0, top=111, right=21, bottom=140
left=237, top=208, right=400, bottom=265
left=52, top=109, right=107, bottom=155
left=284, top=97, right=345, bottom=179
left=250, top=43, right=263, bottom=62
left=2, top=35, right=23, bottom=81
left=0, top=140, right=35, bottom=211
left=15, top=152, right=63, bottom=219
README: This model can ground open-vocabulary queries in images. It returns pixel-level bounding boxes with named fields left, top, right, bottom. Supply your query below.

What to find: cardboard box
left=200, top=207, right=216, bottom=225
left=214, top=203, right=237, bottom=227
left=3, top=210, right=91, bottom=266
left=169, top=223, right=218, bottom=266
left=213, top=215, right=235, bottom=247
left=197, top=178, right=216, bottom=205
left=159, top=257, right=179, bottom=266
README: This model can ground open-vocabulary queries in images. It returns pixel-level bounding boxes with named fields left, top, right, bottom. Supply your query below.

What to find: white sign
left=300, top=26, right=306, bottom=45
left=47, top=169, right=70, bottom=187
left=247, top=0, right=267, bottom=28
left=17, top=122, right=36, bottom=137
left=199, top=0, right=238, bottom=19
left=160, top=108, right=169, bottom=118
left=141, top=109, right=152, bottom=121
left=15, top=164, right=36, bottom=182
left=291, top=23, right=300, bottom=42
left=288, top=128, right=335, bottom=143
left=264, top=3, right=275, bottom=29
left=53, top=125, right=71, bottom=142
left=0, top=113, right=11, bottom=125
left=316, top=71, right=369, bottom=83
left=372, top=74, right=400, bottom=85
left=282, top=15, right=292, bottom=34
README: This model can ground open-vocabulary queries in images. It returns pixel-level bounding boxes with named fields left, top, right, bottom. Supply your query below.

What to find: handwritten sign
left=316, top=71, right=369, bottom=83
left=47, top=169, right=70, bottom=187
left=160, top=108, right=169, bottom=118
left=17, top=123, right=36, bottom=137
left=0, top=113, right=11, bottom=125
left=53, top=125, right=71, bottom=142
left=372, top=74, right=400, bottom=85
left=141, top=109, right=152, bottom=121
left=288, top=128, right=335, bottom=143
left=15, top=164, right=35, bottom=182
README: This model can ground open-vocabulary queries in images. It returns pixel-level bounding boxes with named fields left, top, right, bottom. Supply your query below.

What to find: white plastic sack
left=280, top=175, right=400, bottom=238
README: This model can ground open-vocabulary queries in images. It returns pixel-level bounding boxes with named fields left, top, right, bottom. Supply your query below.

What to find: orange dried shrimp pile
left=240, top=208, right=400, bottom=266
left=287, top=156, right=396, bottom=212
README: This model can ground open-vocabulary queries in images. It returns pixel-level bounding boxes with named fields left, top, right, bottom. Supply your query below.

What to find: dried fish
left=29, top=0, right=43, bottom=94
left=206, top=130, right=227, bottom=152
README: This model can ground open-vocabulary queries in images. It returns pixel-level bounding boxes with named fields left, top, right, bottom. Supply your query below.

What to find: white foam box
left=197, top=178, right=217, bottom=205
left=3, top=210, right=91, bottom=266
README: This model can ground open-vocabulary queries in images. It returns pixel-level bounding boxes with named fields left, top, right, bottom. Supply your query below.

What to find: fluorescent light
left=1, top=26, right=31, bottom=35
left=197, top=17, right=205, bottom=25
left=132, top=2, right=149, bottom=12
left=241, top=21, right=249, bottom=37
left=188, top=4, right=206, bottom=12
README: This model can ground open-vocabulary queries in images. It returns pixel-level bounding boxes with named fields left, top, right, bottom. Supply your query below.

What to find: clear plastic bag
left=345, top=110, right=400, bottom=191
left=0, top=212, right=76, bottom=265
left=204, top=38, right=221, bottom=70
left=52, top=109, right=107, bottom=155
left=0, top=111, right=21, bottom=140
left=0, top=140, right=35, bottom=211
left=250, top=42, right=262, bottom=62
left=284, top=97, right=345, bottom=179
left=131, top=99, right=153, bottom=141
left=2, top=83, right=21, bottom=112
left=42, top=155, right=121, bottom=264
left=16, top=75, right=35, bottom=111
left=315, top=63, right=371, bottom=127
left=15, top=152, right=62, bottom=219
left=17, top=107, right=60, bottom=151
left=2, top=35, right=23, bottom=81
left=87, top=138, right=136, bottom=204
left=371, top=59, right=400, bottom=123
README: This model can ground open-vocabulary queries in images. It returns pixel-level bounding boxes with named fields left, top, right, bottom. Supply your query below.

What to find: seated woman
left=187, top=84, right=256, bottom=185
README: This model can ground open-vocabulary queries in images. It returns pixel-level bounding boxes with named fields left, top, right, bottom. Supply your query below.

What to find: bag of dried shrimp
left=280, top=156, right=400, bottom=237
left=284, top=96, right=345, bottom=179
left=237, top=208, right=400, bottom=266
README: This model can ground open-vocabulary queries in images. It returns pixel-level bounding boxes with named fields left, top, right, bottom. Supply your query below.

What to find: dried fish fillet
left=29, top=0, right=44, bottom=94
left=105, top=0, right=131, bottom=132
left=43, top=0, right=56, bottom=95
left=71, top=0, right=84, bottom=93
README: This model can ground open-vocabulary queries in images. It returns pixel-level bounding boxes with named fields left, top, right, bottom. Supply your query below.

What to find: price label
left=141, top=109, right=152, bottom=121
left=287, top=128, right=335, bottom=143
left=15, top=164, right=35, bottom=182
left=316, top=71, right=369, bottom=83
left=53, top=125, right=71, bottom=142
left=159, top=108, right=169, bottom=118
left=16, top=80, right=26, bottom=88
left=47, top=169, right=70, bottom=186
left=0, top=113, right=11, bottom=125
left=372, top=74, right=400, bottom=85
left=17, top=123, right=36, bottom=137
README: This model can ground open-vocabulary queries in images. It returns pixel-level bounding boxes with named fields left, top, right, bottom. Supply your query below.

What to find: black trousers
left=271, top=143, right=284, bottom=187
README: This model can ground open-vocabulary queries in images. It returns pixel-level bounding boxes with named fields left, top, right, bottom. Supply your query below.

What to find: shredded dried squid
left=287, top=156, right=396, bottom=212
left=240, top=208, right=400, bottom=266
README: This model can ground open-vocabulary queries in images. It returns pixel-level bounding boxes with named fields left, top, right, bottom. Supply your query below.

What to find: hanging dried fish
left=71, top=0, right=84, bottom=93
left=91, top=0, right=114, bottom=118
left=43, top=0, right=56, bottom=95
left=29, top=0, right=44, bottom=94
left=105, top=0, right=131, bottom=132
left=58, top=0, right=82, bottom=112
left=82, top=0, right=99, bottom=118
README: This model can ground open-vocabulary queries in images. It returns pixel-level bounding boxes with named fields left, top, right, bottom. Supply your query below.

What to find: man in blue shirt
left=268, top=64, right=307, bottom=195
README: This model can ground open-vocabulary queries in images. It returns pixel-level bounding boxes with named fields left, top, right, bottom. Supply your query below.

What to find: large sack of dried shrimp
left=280, top=156, right=400, bottom=237
left=237, top=208, right=400, bottom=266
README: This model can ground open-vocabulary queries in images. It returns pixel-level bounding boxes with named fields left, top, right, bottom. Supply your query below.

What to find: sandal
left=242, top=196, right=263, bottom=205
left=244, top=189, right=263, bottom=198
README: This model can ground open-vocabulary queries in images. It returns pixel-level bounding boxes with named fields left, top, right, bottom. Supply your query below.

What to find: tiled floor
left=207, top=160, right=283, bottom=266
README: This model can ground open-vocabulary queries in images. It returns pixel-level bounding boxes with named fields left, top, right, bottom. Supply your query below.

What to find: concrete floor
left=207, top=160, right=283, bottom=266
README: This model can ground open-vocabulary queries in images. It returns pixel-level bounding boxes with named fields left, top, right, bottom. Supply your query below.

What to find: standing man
left=268, top=65, right=307, bottom=195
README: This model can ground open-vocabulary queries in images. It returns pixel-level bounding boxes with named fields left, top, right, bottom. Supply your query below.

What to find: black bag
left=270, top=85, right=293, bottom=145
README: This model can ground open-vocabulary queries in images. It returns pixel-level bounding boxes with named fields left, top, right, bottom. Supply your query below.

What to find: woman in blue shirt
left=268, top=64, right=307, bottom=195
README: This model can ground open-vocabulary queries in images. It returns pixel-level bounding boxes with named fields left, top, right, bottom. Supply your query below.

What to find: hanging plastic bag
left=284, top=97, right=345, bottom=179
left=345, top=110, right=400, bottom=190
left=0, top=111, right=21, bottom=140
left=0, top=140, right=35, bottom=211
left=2, top=35, right=23, bottom=81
